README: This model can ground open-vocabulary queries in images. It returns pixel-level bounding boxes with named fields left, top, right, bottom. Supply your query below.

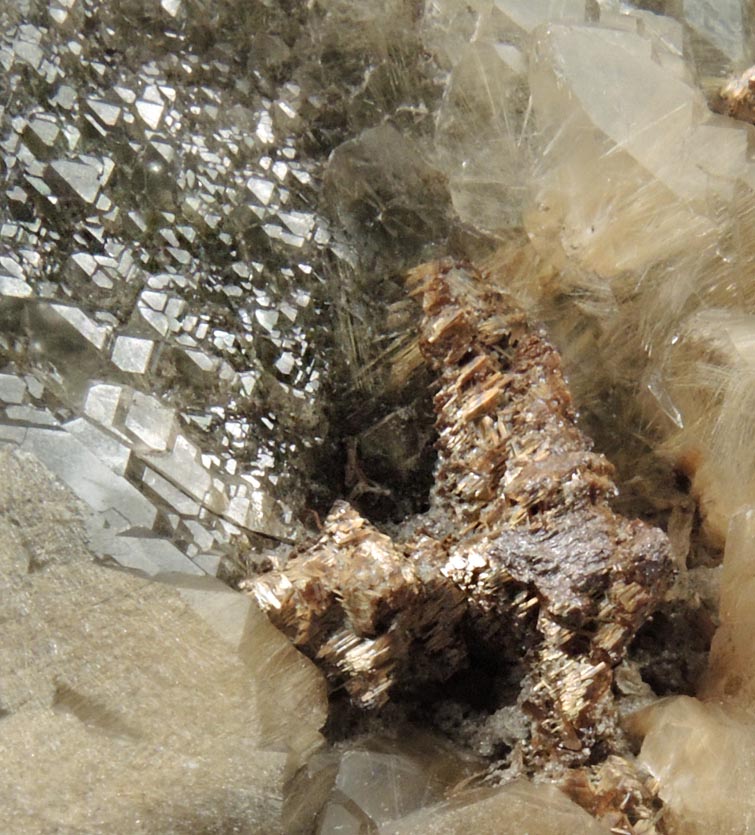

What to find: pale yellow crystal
left=430, top=0, right=592, bottom=236
left=526, top=22, right=752, bottom=276
left=434, top=39, right=530, bottom=234
left=632, top=507, right=755, bottom=833
left=658, top=312, right=755, bottom=541
left=635, top=696, right=755, bottom=835
left=702, top=507, right=755, bottom=701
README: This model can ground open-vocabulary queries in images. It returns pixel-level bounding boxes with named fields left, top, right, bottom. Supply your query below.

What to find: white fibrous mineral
left=436, top=2, right=755, bottom=543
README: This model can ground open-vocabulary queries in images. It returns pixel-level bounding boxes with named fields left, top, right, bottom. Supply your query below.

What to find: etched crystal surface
left=0, top=448, right=327, bottom=834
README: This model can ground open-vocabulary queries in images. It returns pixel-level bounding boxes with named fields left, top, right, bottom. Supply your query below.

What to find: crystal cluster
left=0, top=0, right=339, bottom=577
left=0, top=447, right=327, bottom=834
left=503, top=7, right=755, bottom=543
left=631, top=508, right=755, bottom=834
left=4, top=0, right=755, bottom=832
left=251, top=261, right=672, bottom=798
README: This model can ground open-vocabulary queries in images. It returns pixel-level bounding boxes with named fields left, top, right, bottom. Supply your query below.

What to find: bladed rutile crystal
left=251, top=260, right=673, bottom=776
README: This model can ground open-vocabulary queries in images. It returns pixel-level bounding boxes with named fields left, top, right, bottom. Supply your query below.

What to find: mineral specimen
left=633, top=696, right=755, bottom=835
left=5, top=0, right=755, bottom=831
left=625, top=506, right=755, bottom=835
left=311, top=729, right=485, bottom=832
left=378, top=779, right=611, bottom=835
left=250, top=260, right=673, bottom=775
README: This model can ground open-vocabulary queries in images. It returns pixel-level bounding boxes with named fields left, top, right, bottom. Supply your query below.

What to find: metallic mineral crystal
left=250, top=260, right=673, bottom=779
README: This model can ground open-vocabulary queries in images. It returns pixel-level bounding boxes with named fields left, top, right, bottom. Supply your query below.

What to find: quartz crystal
left=0, top=447, right=327, bottom=833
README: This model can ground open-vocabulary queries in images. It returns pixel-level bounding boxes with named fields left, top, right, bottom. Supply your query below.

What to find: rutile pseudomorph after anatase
left=250, top=260, right=673, bottom=768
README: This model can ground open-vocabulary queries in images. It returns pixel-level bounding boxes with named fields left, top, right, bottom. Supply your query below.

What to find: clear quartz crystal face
left=0, top=1, right=339, bottom=572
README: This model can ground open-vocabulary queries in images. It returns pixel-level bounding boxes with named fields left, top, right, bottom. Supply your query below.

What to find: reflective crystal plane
left=0, top=448, right=327, bottom=834
left=0, top=0, right=337, bottom=575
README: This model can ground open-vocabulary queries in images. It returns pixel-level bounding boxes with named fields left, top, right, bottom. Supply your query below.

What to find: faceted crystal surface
left=379, top=780, right=611, bottom=834
left=0, top=448, right=327, bottom=834
left=4, top=0, right=755, bottom=832
left=635, top=697, right=755, bottom=835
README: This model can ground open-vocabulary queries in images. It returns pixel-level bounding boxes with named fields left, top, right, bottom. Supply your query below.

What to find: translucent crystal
left=526, top=21, right=751, bottom=275
left=479, top=0, right=588, bottom=43
left=434, top=40, right=530, bottom=233
left=703, top=507, right=755, bottom=702
left=378, top=780, right=610, bottom=834
left=431, top=0, right=594, bottom=236
left=635, top=696, right=755, bottom=835
left=4, top=0, right=755, bottom=830
left=421, top=0, right=490, bottom=68
left=314, top=731, right=481, bottom=832
left=680, top=0, right=749, bottom=67
left=324, top=124, right=450, bottom=265
left=0, top=448, right=327, bottom=834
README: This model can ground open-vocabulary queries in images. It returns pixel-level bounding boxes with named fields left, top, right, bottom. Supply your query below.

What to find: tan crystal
left=526, top=22, right=750, bottom=276
left=702, top=507, right=755, bottom=703
left=631, top=507, right=755, bottom=833
left=377, top=779, right=611, bottom=834
left=635, top=696, right=755, bottom=835
left=0, top=448, right=327, bottom=834
left=656, top=313, right=755, bottom=542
